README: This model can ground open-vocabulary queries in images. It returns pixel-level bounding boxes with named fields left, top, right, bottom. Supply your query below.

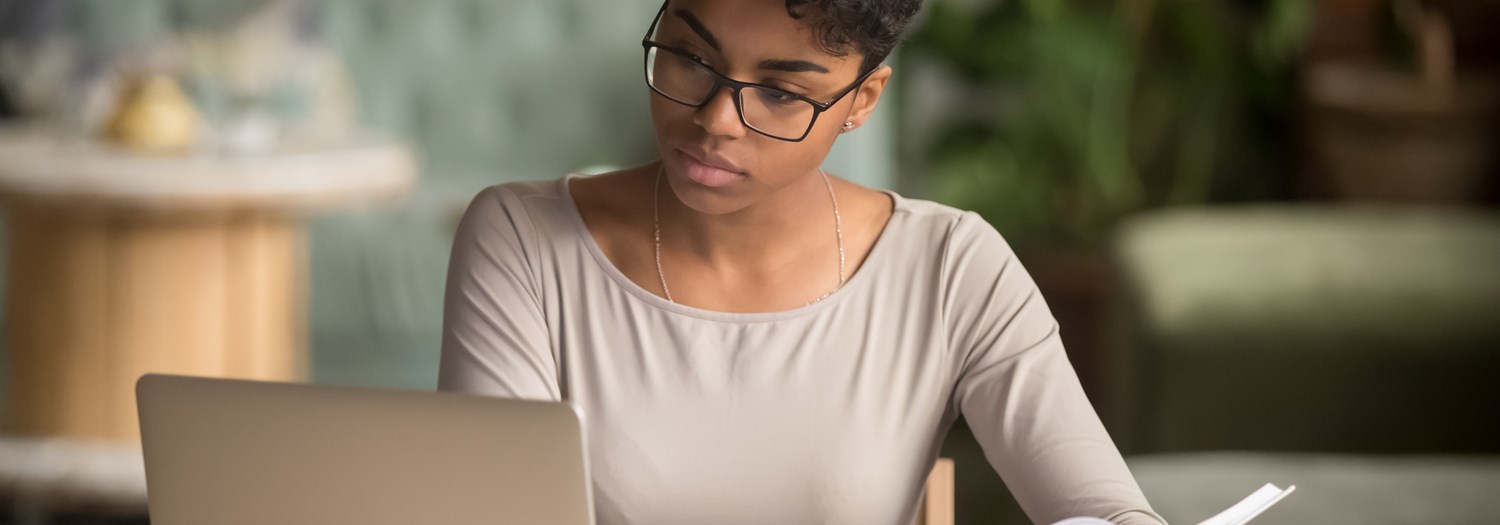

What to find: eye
left=679, top=48, right=712, bottom=68
left=756, top=88, right=801, bottom=107
left=672, top=52, right=701, bottom=67
left=661, top=40, right=713, bottom=69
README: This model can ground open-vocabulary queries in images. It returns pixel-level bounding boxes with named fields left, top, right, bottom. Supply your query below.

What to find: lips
left=676, top=148, right=745, bottom=188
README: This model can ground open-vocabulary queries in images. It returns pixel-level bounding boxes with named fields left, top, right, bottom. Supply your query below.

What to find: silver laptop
left=136, top=374, right=595, bottom=525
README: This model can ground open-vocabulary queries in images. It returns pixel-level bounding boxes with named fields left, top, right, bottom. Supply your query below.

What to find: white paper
left=1049, top=482, right=1294, bottom=525
left=1195, top=483, right=1296, bottom=525
left=1050, top=518, right=1113, bottom=525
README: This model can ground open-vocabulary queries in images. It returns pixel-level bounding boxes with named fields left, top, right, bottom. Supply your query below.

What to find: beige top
left=438, top=175, right=1165, bottom=525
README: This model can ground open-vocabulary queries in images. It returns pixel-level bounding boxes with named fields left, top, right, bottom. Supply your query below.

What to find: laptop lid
left=136, top=374, right=594, bottom=525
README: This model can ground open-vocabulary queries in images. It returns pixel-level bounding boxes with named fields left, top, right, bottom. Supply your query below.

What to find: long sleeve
left=437, top=185, right=561, bottom=401
left=943, top=212, right=1165, bottom=525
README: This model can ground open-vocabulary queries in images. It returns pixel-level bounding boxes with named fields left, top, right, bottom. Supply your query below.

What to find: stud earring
left=841, top=121, right=856, bottom=132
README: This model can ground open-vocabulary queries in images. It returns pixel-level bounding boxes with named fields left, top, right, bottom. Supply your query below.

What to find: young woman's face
left=648, top=0, right=889, bottom=215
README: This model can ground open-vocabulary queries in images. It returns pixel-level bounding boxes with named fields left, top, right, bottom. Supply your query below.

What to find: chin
left=647, top=146, right=742, bottom=215
left=661, top=166, right=755, bottom=217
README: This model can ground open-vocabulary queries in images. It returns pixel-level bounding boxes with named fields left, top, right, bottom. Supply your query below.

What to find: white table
left=0, top=128, right=416, bottom=442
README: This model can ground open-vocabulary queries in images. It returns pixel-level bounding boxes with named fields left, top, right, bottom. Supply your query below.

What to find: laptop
left=136, top=374, right=595, bottom=525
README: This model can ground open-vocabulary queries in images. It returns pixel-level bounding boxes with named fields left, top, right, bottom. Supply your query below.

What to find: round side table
left=0, top=129, right=416, bottom=442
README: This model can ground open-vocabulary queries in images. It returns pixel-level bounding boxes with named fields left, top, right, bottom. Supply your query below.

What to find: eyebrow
left=673, top=10, right=720, bottom=51
left=671, top=9, right=832, bottom=75
left=758, top=59, right=830, bottom=74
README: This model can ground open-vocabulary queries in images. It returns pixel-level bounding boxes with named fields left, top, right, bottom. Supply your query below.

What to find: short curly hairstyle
left=784, top=0, right=924, bottom=74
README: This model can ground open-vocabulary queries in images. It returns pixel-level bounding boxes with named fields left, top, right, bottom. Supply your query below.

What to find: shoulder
left=455, top=176, right=580, bottom=255
left=461, top=166, right=647, bottom=236
left=889, top=195, right=1017, bottom=265
left=467, top=177, right=567, bottom=215
left=886, top=198, right=1030, bottom=314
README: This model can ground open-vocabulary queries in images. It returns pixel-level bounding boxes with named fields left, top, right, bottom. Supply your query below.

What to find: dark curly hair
left=784, top=0, right=923, bottom=74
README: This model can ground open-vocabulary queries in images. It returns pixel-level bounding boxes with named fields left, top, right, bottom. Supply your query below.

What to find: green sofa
left=1108, top=204, right=1500, bottom=524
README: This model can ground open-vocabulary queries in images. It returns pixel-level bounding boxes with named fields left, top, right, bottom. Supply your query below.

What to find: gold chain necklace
left=653, top=166, right=846, bottom=306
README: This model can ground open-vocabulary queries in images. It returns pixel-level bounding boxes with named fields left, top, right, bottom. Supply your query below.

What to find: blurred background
left=0, top=0, right=1497, bottom=524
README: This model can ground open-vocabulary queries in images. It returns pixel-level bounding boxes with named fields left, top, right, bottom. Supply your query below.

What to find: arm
left=943, top=213, right=1164, bottom=525
left=437, top=185, right=560, bottom=401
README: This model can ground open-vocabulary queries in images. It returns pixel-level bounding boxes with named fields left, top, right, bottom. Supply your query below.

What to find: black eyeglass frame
left=639, top=1, right=878, bottom=143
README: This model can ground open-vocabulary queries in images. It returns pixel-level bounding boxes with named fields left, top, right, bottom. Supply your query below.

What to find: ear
left=841, top=65, right=893, bottom=132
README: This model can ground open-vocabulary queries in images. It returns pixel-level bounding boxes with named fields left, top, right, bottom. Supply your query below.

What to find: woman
left=438, top=0, right=1165, bottom=523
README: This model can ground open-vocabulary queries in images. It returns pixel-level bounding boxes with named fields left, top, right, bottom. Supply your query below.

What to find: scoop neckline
left=557, top=173, right=906, bottom=323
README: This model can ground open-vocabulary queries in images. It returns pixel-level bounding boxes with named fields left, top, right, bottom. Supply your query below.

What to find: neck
left=657, top=165, right=837, bottom=271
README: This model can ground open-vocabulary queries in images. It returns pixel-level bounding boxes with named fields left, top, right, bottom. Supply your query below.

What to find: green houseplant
left=905, top=0, right=1311, bottom=253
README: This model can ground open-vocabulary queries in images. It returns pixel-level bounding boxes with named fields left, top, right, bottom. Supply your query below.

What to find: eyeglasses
left=640, top=2, right=875, bottom=142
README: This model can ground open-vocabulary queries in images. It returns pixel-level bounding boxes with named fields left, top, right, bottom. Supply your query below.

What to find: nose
left=691, top=86, right=747, bottom=139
